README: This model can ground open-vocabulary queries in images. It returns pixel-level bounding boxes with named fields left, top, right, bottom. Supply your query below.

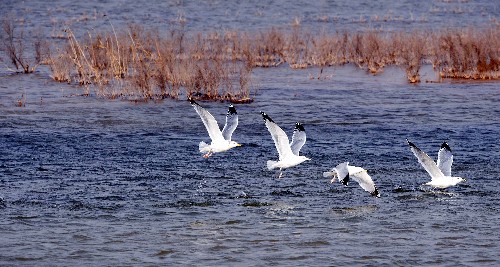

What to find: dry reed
left=44, top=25, right=500, bottom=101
left=48, top=25, right=255, bottom=102
left=1, top=18, right=46, bottom=73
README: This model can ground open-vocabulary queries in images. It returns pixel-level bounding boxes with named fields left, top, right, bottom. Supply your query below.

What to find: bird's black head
left=295, top=122, right=305, bottom=132
left=261, top=111, right=274, bottom=123
left=228, top=104, right=237, bottom=115
left=441, top=141, right=451, bottom=152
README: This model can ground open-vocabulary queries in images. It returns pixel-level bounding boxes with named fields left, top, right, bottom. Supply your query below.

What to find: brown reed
left=44, top=25, right=499, bottom=101
left=48, top=25, right=254, bottom=102
left=16, top=93, right=26, bottom=107
left=431, top=28, right=500, bottom=80
left=1, top=18, right=46, bottom=73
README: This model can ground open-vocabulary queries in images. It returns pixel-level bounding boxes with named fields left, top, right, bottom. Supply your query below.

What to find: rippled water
left=1, top=1, right=500, bottom=266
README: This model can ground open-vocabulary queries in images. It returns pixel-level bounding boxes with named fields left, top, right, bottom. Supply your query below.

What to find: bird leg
left=278, top=168, right=283, bottom=179
left=203, top=150, right=213, bottom=158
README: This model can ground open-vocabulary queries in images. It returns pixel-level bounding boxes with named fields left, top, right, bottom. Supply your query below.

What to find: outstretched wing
left=221, top=104, right=238, bottom=141
left=332, top=162, right=350, bottom=186
left=350, top=168, right=380, bottom=197
left=407, top=139, right=445, bottom=181
left=190, top=99, right=224, bottom=143
left=261, top=112, right=293, bottom=160
left=290, top=122, right=306, bottom=156
left=437, top=142, right=453, bottom=177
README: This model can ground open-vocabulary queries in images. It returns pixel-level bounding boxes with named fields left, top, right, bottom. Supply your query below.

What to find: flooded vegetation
left=1, top=8, right=499, bottom=102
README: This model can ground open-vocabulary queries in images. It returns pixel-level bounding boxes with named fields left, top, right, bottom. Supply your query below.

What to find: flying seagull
left=261, top=112, right=310, bottom=178
left=323, top=162, right=380, bottom=197
left=406, top=139, right=466, bottom=188
left=189, top=99, right=241, bottom=158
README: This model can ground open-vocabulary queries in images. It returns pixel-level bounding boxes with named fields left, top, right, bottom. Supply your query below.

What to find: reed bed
left=48, top=26, right=254, bottom=102
left=17, top=25, right=500, bottom=101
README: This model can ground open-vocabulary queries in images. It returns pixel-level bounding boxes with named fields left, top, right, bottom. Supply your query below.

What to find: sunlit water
left=1, top=1, right=500, bottom=266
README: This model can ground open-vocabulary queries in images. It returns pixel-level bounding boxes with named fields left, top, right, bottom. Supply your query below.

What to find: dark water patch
left=392, top=186, right=415, bottom=193
left=36, top=166, right=49, bottom=172
left=94, top=195, right=126, bottom=202
left=14, top=257, right=44, bottom=262
left=331, top=205, right=379, bottom=216
left=155, top=249, right=176, bottom=257
left=90, top=205, right=124, bottom=214
left=72, top=234, right=92, bottom=241
left=297, top=240, right=331, bottom=247
left=165, top=199, right=219, bottom=208
left=11, top=215, right=39, bottom=220
left=67, top=250, right=92, bottom=259
left=286, top=255, right=310, bottom=261
left=68, top=200, right=91, bottom=211
left=225, top=219, right=244, bottom=225
left=468, top=259, right=498, bottom=264
left=271, top=190, right=304, bottom=197
left=10, top=198, right=46, bottom=208
left=241, top=201, right=272, bottom=207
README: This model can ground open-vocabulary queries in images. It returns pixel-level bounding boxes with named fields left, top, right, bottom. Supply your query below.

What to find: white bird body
left=267, top=155, right=310, bottom=170
left=407, top=140, right=466, bottom=189
left=190, top=99, right=240, bottom=157
left=261, top=112, right=310, bottom=176
left=323, top=162, right=380, bottom=197
left=198, top=140, right=240, bottom=154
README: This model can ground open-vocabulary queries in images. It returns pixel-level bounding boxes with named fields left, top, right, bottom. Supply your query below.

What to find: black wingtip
left=371, top=187, right=380, bottom=198
left=441, top=141, right=451, bottom=152
left=295, top=122, right=305, bottom=132
left=406, top=139, right=417, bottom=148
left=188, top=98, right=199, bottom=106
left=228, top=104, right=237, bottom=115
left=261, top=111, right=274, bottom=123
left=341, top=174, right=349, bottom=186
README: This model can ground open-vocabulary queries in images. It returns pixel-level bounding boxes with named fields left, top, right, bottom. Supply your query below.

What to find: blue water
left=1, top=1, right=500, bottom=266
left=1, top=0, right=499, bottom=36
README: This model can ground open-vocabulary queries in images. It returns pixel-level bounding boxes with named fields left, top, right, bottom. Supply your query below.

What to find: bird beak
left=236, top=143, right=242, bottom=147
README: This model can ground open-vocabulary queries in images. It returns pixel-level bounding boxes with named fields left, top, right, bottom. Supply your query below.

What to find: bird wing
left=221, top=105, right=238, bottom=141
left=350, top=167, right=379, bottom=196
left=190, top=100, right=224, bottom=143
left=290, top=122, right=306, bottom=156
left=437, top=142, right=453, bottom=177
left=407, top=140, right=445, bottom=181
left=333, top=162, right=350, bottom=185
left=261, top=112, right=293, bottom=160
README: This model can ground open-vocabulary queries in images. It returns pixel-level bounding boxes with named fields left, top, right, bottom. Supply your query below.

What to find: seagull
left=261, top=112, right=310, bottom=178
left=323, top=162, right=380, bottom=197
left=189, top=99, right=241, bottom=158
left=406, top=139, right=466, bottom=188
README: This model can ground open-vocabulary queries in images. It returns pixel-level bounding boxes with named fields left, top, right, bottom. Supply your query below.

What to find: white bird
left=261, top=112, right=310, bottom=178
left=190, top=99, right=241, bottom=158
left=406, top=139, right=466, bottom=188
left=323, top=162, right=380, bottom=197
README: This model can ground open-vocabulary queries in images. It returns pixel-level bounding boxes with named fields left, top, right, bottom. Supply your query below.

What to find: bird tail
left=267, top=160, right=278, bottom=170
left=199, top=141, right=210, bottom=153
left=323, top=171, right=339, bottom=184
left=323, top=171, right=336, bottom=178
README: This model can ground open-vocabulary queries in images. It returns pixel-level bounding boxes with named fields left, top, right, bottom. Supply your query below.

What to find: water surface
left=1, top=1, right=500, bottom=266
